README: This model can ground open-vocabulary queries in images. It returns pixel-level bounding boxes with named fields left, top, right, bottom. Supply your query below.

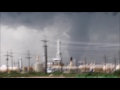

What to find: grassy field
left=0, top=70, right=120, bottom=78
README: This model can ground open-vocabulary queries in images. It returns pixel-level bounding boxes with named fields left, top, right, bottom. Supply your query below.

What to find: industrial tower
left=53, top=39, right=62, bottom=64
left=19, top=57, right=23, bottom=71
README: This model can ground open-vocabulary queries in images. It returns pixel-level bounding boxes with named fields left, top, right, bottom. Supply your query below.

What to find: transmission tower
left=41, top=39, right=48, bottom=74
left=104, top=54, right=107, bottom=72
left=10, top=50, right=14, bottom=71
left=4, top=51, right=10, bottom=73
left=84, top=57, right=87, bottom=72
left=119, top=50, right=120, bottom=68
left=26, top=50, right=32, bottom=72
left=113, top=55, right=117, bottom=71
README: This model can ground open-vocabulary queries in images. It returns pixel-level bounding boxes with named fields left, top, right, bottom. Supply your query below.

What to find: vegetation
left=112, top=70, right=120, bottom=76
left=0, top=71, right=50, bottom=78
left=0, top=70, right=120, bottom=78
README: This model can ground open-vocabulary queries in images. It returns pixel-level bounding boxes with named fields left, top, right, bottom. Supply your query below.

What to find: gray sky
left=0, top=12, right=120, bottom=66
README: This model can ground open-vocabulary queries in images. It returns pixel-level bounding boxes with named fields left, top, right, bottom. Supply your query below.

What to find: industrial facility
left=0, top=39, right=120, bottom=74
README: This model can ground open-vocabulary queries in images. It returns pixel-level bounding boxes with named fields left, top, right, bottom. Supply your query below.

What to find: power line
left=0, top=51, right=36, bottom=55
left=49, top=40, right=120, bottom=46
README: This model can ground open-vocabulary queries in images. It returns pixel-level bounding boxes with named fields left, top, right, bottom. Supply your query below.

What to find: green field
left=76, top=75, right=118, bottom=78
left=0, top=70, right=120, bottom=78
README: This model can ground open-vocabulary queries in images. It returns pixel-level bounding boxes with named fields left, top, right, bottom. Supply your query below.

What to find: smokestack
left=70, top=57, right=72, bottom=61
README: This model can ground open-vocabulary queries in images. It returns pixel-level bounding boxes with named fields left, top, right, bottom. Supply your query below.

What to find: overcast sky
left=0, top=12, right=120, bottom=66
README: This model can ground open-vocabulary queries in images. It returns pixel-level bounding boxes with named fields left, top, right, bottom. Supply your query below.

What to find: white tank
left=0, top=66, right=19, bottom=72
left=103, top=65, right=114, bottom=71
left=34, top=63, right=44, bottom=72
left=69, top=61, right=73, bottom=66
left=19, top=57, right=22, bottom=69
left=116, top=65, right=120, bottom=70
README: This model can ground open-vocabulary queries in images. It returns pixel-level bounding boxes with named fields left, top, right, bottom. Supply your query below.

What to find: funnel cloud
left=0, top=12, right=120, bottom=66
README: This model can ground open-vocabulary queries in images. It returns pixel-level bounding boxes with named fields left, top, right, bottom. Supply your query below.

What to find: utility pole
left=4, top=51, right=10, bottom=73
left=18, top=60, right=19, bottom=70
left=84, top=57, right=87, bottom=72
left=41, top=39, right=48, bottom=74
left=60, top=53, right=63, bottom=73
left=104, top=54, right=107, bottom=73
left=26, top=50, right=32, bottom=72
left=118, top=50, right=120, bottom=67
left=113, top=55, right=117, bottom=71
left=14, top=61, right=18, bottom=67
left=13, top=59, right=16, bottom=67
left=10, top=50, right=13, bottom=71
left=76, top=60, right=78, bottom=67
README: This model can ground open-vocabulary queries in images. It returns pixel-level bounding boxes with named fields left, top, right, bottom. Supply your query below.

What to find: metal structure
left=53, top=39, right=62, bottom=64
left=4, top=51, right=10, bottom=73
left=84, top=57, right=87, bottom=72
left=26, top=50, right=32, bottom=72
left=18, top=60, right=19, bottom=70
left=104, top=54, right=107, bottom=72
left=113, top=56, right=116, bottom=71
left=10, top=50, right=13, bottom=71
left=56, top=39, right=61, bottom=59
left=14, top=59, right=18, bottom=67
left=35, top=55, right=40, bottom=64
left=73, top=58, right=76, bottom=66
left=19, top=57, right=23, bottom=71
left=41, top=39, right=48, bottom=74
left=119, top=50, right=120, bottom=69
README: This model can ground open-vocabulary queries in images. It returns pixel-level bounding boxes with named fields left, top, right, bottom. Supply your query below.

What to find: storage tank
left=0, top=66, right=19, bottom=72
left=116, top=65, right=120, bottom=70
left=22, top=67, right=28, bottom=72
left=103, top=65, right=114, bottom=72
left=19, top=57, right=23, bottom=69
left=34, top=63, right=44, bottom=72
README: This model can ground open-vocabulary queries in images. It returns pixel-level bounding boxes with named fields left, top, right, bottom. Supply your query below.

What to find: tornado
left=67, top=13, right=93, bottom=61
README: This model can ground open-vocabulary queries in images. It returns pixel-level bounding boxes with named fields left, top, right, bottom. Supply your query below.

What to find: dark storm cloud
left=66, top=12, right=119, bottom=61
left=1, top=12, right=60, bottom=30
left=1, top=12, right=118, bottom=30
left=67, top=13, right=94, bottom=60
left=104, top=12, right=119, bottom=16
left=0, top=12, right=119, bottom=64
